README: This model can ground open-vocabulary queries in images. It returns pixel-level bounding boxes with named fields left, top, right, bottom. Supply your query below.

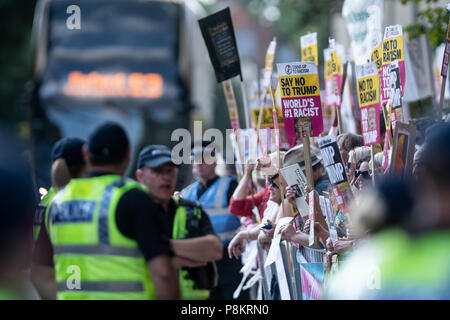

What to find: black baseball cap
left=138, top=145, right=175, bottom=169
left=88, top=122, right=129, bottom=165
left=51, top=137, right=86, bottom=167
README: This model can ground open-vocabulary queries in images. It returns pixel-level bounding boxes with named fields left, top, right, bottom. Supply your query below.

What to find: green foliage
left=401, top=0, right=449, bottom=47
left=241, top=0, right=332, bottom=63
left=0, top=0, right=37, bottom=129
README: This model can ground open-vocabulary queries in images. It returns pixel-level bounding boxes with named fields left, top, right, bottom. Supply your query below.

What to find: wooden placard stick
left=296, top=120, right=314, bottom=188
left=222, top=80, right=245, bottom=180
left=336, top=62, right=348, bottom=135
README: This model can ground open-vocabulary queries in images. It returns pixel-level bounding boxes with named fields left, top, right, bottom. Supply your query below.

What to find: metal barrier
left=299, top=246, right=327, bottom=263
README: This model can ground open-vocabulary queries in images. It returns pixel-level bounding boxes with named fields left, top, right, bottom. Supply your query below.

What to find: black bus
left=31, top=0, right=212, bottom=189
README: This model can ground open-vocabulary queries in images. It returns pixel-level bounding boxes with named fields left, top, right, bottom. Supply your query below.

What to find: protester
left=33, top=137, right=87, bottom=242
left=347, top=146, right=371, bottom=187
left=327, top=124, right=450, bottom=299
left=337, top=133, right=364, bottom=164
left=135, top=144, right=222, bottom=300
left=283, top=144, right=331, bottom=195
left=354, top=161, right=372, bottom=191
left=180, top=141, right=243, bottom=299
left=229, top=152, right=285, bottom=220
left=31, top=122, right=180, bottom=300
left=228, top=153, right=286, bottom=259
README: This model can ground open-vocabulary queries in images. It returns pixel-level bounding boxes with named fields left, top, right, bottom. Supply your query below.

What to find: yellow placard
left=371, top=44, right=382, bottom=72
left=324, top=58, right=333, bottom=80
left=382, top=35, right=404, bottom=64
left=357, top=74, right=380, bottom=108
left=301, top=44, right=318, bottom=67
left=330, top=50, right=338, bottom=76
left=251, top=107, right=284, bottom=128
left=279, top=74, right=320, bottom=98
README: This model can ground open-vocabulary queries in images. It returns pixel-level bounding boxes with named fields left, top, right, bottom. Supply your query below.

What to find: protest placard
left=308, top=190, right=315, bottom=246
left=198, top=7, right=242, bottom=83
left=356, top=61, right=381, bottom=146
left=390, top=121, right=416, bottom=178
left=300, top=263, right=324, bottom=300
left=441, top=22, right=450, bottom=79
left=319, top=196, right=338, bottom=244
left=318, top=135, right=353, bottom=214
left=389, top=60, right=403, bottom=125
left=329, top=39, right=344, bottom=108
left=280, top=164, right=309, bottom=217
left=403, top=35, right=434, bottom=104
left=324, top=49, right=336, bottom=108
left=251, top=92, right=284, bottom=129
left=440, top=18, right=450, bottom=117
left=222, top=80, right=241, bottom=130
left=257, top=39, right=277, bottom=132
left=371, top=34, right=383, bottom=75
left=277, top=61, right=323, bottom=147
left=382, top=100, right=393, bottom=171
left=265, top=217, right=293, bottom=268
left=300, top=33, right=318, bottom=67
left=381, top=25, right=405, bottom=106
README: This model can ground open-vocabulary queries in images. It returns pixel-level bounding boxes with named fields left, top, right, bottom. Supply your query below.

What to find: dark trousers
left=209, top=245, right=250, bottom=300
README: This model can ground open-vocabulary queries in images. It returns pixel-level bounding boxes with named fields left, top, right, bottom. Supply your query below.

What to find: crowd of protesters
left=0, top=114, right=449, bottom=300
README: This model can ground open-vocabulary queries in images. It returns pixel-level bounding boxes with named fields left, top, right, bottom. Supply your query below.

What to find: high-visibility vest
left=33, top=187, right=56, bottom=241
left=180, top=176, right=240, bottom=245
left=172, top=196, right=211, bottom=300
left=47, top=175, right=154, bottom=300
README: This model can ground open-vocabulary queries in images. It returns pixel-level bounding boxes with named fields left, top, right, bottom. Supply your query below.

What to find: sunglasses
left=355, top=170, right=371, bottom=180
left=268, top=174, right=279, bottom=189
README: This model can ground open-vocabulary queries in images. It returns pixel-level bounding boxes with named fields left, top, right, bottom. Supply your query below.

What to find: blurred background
left=1, top=0, right=449, bottom=192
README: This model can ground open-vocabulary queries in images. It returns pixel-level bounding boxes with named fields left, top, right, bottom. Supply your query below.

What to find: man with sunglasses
left=354, top=161, right=372, bottom=191
left=283, top=145, right=331, bottom=196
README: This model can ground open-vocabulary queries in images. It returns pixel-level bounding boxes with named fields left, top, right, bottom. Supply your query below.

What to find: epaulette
left=177, top=197, right=202, bottom=209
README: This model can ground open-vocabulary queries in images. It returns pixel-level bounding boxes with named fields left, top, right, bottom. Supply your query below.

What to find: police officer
left=33, top=137, right=86, bottom=242
left=180, top=141, right=246, bottom=300
left=31, top=122, right=180, bottom=300
left=135, top=145, right=222, bottom=300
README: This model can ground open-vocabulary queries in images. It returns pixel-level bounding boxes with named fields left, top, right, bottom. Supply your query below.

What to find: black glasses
left=355, top=170, right=371, bottom=180
left=268, top=174, right=279, bottom=189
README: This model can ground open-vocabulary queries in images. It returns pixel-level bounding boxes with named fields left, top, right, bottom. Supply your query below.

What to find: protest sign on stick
left=301, top=33, right=319, bottom=67
left=439, top=18, right=450, bottom=118
left=390, top=121, right=416, bottom=179
left=308, top=190, right=315, bottom=246
left=356, top=61, right=381, bottom=146
left=389, top=60, right=403, bottom=126
left=382, top=100, right=393, bottom=170
left=318, top=135, right=353, bottom=214
left=381, top=25, right=405, bottom=107
left=199, top=7, right=245, bottom=176
left=280, top=164, right=309, bottom=218
left=198, top=7, right=242, bottom=82
left=277, top=62, right=323, bottom=145
left=319, top=196, right=338, bottom=244
left=257, top=38, right=277, bottom=132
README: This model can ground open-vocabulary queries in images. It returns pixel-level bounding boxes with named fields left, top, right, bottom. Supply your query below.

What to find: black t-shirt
left=32, top=173, right=172, bottom=266
left=157, top=197, right=216, bottom=239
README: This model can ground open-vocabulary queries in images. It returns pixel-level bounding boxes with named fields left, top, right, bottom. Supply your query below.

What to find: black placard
left=318, top=136, right=348, bottom=186
left=198, top=7, right=242, bottom=82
